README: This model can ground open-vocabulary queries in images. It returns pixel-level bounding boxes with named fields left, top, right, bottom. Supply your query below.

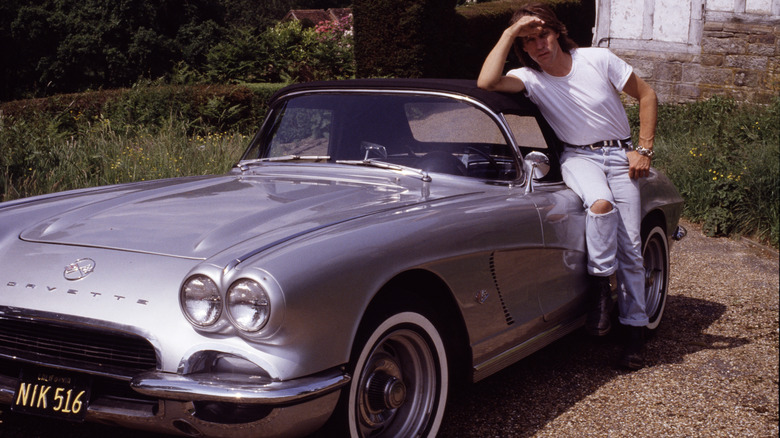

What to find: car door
left=530, top=186, right=589, bottom=322
left=502, top=113, right=590, bottom=323
left=488, top=195, right=548, bottom=328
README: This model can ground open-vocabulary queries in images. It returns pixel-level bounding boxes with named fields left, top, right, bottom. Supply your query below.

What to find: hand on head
left=511, top=16, right=546, bottom=39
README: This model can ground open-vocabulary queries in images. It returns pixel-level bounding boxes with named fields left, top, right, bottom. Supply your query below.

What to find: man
left=478, top=3, right=658, bottom=370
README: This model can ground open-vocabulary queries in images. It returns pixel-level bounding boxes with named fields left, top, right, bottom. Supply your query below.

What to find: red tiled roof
left=283, top=8, right=352, bottom=24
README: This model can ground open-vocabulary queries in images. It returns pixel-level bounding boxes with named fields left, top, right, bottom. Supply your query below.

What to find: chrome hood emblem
left=64, top=258, right=96, bottom=281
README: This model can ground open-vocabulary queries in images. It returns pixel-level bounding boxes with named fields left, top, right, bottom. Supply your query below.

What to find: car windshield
left=242, top=93, right=523, bottom=180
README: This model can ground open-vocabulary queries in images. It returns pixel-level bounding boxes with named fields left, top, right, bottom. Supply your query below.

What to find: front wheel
left=643, top=225, right=669, bottom=330
left=346, top=311, right=448, bottom=438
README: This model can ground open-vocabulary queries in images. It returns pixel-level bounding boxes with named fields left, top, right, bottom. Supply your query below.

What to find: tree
left=0, top=0, right=226, bottom=100
left=353, top=0, right=458, bottom=78
left=0, top=0, right=351, bottom=101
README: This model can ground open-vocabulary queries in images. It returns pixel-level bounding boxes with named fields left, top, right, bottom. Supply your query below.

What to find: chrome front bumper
left=1, top=368, right=350, bottom=438
left=131, top=368, right=349, bottom=405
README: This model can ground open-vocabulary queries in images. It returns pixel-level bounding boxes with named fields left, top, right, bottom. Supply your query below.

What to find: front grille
left=0, top=316, right=157, bottom=376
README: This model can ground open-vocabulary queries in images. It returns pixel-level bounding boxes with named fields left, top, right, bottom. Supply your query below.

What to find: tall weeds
left=630, top=96, right=779, bottom=247
left=1, top=110, right=248, bottom=202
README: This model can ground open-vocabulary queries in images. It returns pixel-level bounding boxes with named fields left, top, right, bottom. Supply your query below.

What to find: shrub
left=448, top=0, right=592, bottom=79
left=204, top=28, right=267, bottom=84
left=0, top=82, right=286, bottom=202
left=352, top=0, right=589, bottom=80
left=632, top=96, right=780, bottom=247
left=0, top=110, right=250, bottom=202
left=204, top=18, right=355, bottom=84
left=104, top=82, right=271, bottom=133
left=0, top=0, right=226, bottom=101
left=0, top=82, right=282, bottom=135
left=353, top=0, right=458, bottom=78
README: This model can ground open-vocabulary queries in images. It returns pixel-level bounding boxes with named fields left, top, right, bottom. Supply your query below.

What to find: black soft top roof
left=272, top=78, right=539, bottom=115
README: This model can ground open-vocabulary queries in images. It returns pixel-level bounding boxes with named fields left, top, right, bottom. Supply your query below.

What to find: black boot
left=620, top=325, right=645, bottom=370
left=586, top=274, right=614, bottom=336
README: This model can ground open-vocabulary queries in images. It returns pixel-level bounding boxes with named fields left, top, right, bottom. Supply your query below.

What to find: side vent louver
left=489, top=252, right=515, bottom=326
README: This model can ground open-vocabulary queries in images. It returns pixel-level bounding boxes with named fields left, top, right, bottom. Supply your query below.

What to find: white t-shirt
left=508, top=47, right=633, bottom=146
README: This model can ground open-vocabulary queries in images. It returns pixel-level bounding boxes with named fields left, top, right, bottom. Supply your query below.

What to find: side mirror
left=523, top=151, right=550, bottom=194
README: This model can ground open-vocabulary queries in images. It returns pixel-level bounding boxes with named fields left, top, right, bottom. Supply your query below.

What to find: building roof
left=282, top=8, right=352, bottom=25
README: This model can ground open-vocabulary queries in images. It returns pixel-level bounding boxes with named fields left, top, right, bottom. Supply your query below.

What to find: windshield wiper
left=234, top=156, right=432, bottom=182
left=336, top=159, right=432, bottom=182
left=234, top=155, right=331, bottom=172
left=260, top=155, right=331, bottom=162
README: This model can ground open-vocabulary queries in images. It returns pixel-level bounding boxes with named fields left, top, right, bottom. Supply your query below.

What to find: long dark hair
left=511, top=3, right=578, bottom=72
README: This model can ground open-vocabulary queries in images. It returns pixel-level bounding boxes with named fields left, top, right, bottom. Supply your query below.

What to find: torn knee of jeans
left=589, top=199, right=614, bottom=215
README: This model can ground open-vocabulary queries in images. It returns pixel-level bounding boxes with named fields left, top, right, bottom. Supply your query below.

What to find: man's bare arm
left=477, top=16, right=544, bottom=92
left=623, top=73, right=658, bottom=179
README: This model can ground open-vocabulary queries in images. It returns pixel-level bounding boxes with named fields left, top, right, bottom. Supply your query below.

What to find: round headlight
left=227, top=279, right=270, bottom=332
left=181, top=275, right=222, bottom=327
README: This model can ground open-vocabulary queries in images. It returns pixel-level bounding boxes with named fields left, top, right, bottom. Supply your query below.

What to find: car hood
left=18, top=167, right=462, bottom=259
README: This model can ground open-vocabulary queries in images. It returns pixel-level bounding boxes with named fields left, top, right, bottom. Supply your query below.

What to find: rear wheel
left=346, top=311, right=448, bottom=438
left=643, top=225, right=669, bottom=330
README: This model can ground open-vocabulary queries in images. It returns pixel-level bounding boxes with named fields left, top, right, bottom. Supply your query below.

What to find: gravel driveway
left=1, top=220, right=777, bottom=437
left=438, top=220, right=779, bottom=437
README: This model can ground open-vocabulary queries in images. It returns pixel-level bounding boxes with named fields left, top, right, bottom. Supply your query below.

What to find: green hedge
left=353, top=0, right=592, bottom=79
left=0, top=82, right=285, bottom=134
left=354, top=0, right=459, bottom=78
left=0, top=82, right=286, bottom=202
left=449, top=0, right=593, bottom=79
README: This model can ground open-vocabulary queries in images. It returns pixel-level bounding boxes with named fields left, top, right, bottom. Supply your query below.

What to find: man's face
left=520, top=26, right=561, bottom=66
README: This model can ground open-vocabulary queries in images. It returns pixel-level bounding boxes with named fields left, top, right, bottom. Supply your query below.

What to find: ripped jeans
left=561, top=146, right=648, bottom=327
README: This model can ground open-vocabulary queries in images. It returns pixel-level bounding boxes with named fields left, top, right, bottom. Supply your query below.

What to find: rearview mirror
left=524, top=151, right=550, bottom=193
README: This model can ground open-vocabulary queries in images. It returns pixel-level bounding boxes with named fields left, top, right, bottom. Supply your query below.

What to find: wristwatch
left=635, top=146, right=654, bottom=159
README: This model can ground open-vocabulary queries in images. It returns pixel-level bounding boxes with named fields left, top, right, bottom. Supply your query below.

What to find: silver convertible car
left=0, top=79, right=685, bottom=437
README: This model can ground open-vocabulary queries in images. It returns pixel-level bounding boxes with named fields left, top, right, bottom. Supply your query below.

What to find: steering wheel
left=465, top=147, right=501, bottom=177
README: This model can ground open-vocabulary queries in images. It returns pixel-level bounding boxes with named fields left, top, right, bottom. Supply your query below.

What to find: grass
left=2, top=93, right=778, bottom=248
left=1, top=111, right=249, bottom=201
left=629, top=95, right=779, bottom=247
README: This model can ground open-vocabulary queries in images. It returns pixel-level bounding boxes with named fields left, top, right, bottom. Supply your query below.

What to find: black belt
left=564, top=138, right=634, bottom=150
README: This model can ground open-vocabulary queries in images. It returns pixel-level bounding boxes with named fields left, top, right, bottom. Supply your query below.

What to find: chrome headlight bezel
left=180, top=274, right=223, bottom=328
left=179, top=266, right=284, bottom=338
left=226, top=279, right=271, bottom=333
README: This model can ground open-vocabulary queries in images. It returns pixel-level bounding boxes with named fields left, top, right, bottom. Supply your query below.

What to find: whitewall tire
left=347, top=311, right=448, bottom=438
left=643, top=226, right=669, bottom=330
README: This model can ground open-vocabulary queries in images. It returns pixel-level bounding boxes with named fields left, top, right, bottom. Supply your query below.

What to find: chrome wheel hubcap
left=355, top=328, right=437, bottom=437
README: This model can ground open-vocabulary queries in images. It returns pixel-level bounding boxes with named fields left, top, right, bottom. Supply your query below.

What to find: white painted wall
left=594, top=0, right=701, bottom=51
left=746, top=0, right=774, bottom=13
left=594, top=0, right=780, bottom=52
left=654, top=0, right=693, bottom=44
left=608, top=0, right=643, bottom=40
left=707, top=0, right=733, bottom=11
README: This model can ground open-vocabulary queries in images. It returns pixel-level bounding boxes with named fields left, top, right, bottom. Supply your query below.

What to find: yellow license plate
left=11, top=368, right=91, bottom=421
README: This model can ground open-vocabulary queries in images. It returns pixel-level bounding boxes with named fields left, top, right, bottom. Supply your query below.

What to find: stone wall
left=593, top=0, right=780, bottom=104
left=614, top=19, right=779, bottom=104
